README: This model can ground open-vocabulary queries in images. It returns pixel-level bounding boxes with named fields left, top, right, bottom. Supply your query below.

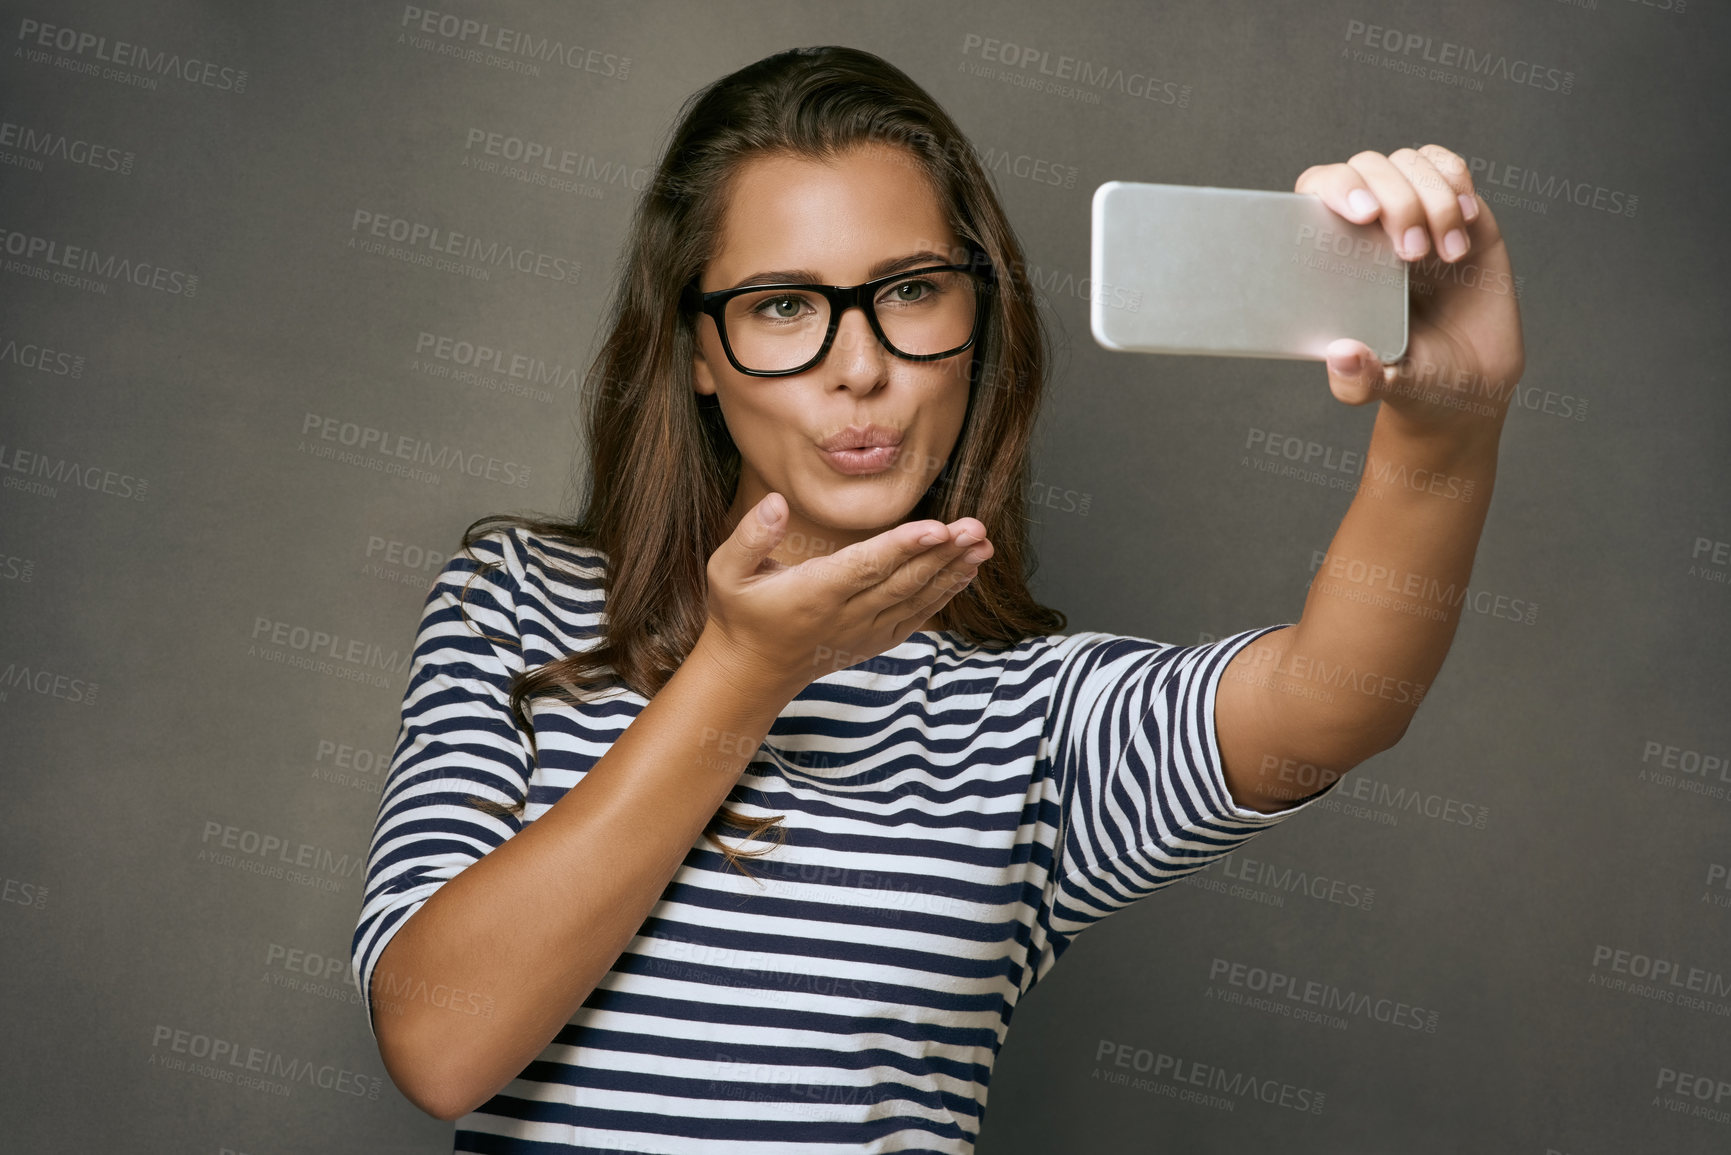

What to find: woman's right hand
left=699, top=491, right=993, bottom=697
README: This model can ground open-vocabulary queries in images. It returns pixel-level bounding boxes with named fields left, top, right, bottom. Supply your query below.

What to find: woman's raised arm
left=1214, top=143, right=1525, bottom=811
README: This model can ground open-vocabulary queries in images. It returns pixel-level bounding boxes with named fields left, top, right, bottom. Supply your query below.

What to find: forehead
left=707, top=142, right=959, bottom=283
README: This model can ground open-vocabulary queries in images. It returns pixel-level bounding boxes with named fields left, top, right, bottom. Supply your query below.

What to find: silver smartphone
left=1089, top=180, right=1407, bottom=362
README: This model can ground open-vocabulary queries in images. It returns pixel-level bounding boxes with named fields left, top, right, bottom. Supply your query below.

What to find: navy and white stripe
left=352, top=527, right=1329, bottom=1153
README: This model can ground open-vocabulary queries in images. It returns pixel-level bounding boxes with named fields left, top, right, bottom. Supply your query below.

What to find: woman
left=351, top=45, right=1522, bottom=1153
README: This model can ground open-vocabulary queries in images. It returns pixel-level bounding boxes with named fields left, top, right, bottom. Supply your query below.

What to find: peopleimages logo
left=0, top=659, right=99, bottom=705
left=397, top=6, right=630, bottom=79
left=413, top=330, right=582, bottom=392
left=348, top=210, right=580, bottom=286
left=149, top=1024, right=379, bottom=1099
left=0, top=333, right=86, bottom=376
left=1218, top=853, right=1377, bottom=909
left=1206, top=957, right=1440, bottom=1033
left=0, top=442, right=149, bottom=501
left=1639, top=738, right=1731, bottom=804
left=0, top=119, right=135, bottom=174
left=1655, top=1066, right=1731, bottom=1118
left=15, top=17, right=250, bottom=92
left=249, top=617, right=413, bottom=678
left=2, top=874, right=48, bottom=911
left=1307, top=551, right=1538, bottom=627
left=461, top=128, right=650, bottom=192
left=960, top=34, right=1190, bottom=105
left=1092, top=1039, right=1326, bottom=1113
left=199, top=821, right=367, bottom=879
left=312, top=736, right=392, bottom=793
left=298, top=412, right=533, bottom=489
left=1463, top=153, right=1637, bottom=217
left=1342, top=19, right=1575, bottom=94
left=0, top=227, right=197, bottom=295
left=1590, top=944, right=1731, bottom=999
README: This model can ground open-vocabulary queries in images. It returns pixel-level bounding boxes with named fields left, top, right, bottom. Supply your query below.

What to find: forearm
left=1221, top=402, right=1504, bottom=806
left=372, top=628, right=798, bottom=1121
left=1212, top=139, right=1524, bottom=812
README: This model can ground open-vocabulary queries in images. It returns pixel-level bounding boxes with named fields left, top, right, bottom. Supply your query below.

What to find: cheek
left=718, top=390, right=804, bottom=469
left=931, top=363, right=973, bottom=425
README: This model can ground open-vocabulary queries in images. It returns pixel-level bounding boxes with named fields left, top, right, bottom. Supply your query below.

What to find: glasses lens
left=874, top=270, right=978, bottom=358
left=718, top=270, right=980, bottom=373
left=723, top=289, right=831, bottom=373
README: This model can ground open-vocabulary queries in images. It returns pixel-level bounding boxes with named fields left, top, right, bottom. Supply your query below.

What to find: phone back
left=1090, top=181, right=1407, bottom=362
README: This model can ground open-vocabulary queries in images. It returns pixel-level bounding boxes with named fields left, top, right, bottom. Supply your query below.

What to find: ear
left=692, top=325, right=717, bottom=396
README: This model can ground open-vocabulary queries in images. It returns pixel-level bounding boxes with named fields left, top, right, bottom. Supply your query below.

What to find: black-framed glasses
left=683, top=261, right=993, bottom=377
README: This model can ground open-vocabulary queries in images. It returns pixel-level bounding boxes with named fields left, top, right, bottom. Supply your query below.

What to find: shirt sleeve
left=1023, top=623, right=1340, bottom=990
left=349, top=528, right=535, bottom=1039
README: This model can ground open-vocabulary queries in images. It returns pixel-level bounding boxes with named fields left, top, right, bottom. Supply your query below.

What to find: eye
left=881, top=278, right=936, bottom=305
left=749, top=293, right=814, bottom=320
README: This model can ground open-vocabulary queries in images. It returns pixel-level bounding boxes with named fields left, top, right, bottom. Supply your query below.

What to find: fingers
left=715, top=491, right=788, bottom=578
left=1323, top=338, right=1385, bottom=407
left=903, top=527, right=992, bottom=597
left=1387, top=146, right=1474, bottom=262
left=833, top=518, right=991, bottom=617
left=803, top=516, right=966, bottom=595
left=1413, top=143, right=1478, bottom=225
left=1346, top=151, right=1432, bottom=262
left=883, top=534, right=994, bottom=633
left=1299, top=145, right=1478, bottom=264
left=720, top=502, right=994, bottom=642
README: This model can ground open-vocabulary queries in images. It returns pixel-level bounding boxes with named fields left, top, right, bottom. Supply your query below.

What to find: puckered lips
left=817, top=424, right=903, bottom=474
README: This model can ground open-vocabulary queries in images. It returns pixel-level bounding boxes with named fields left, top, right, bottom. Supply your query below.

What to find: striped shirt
left=352, top=526, right=1332, bottom=1153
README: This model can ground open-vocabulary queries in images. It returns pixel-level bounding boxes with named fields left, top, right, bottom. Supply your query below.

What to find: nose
left=825, top=303, right=889, bottom=393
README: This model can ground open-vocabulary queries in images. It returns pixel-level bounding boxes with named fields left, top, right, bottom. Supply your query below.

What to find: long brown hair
left=455, top=45, right=1066, bottom=874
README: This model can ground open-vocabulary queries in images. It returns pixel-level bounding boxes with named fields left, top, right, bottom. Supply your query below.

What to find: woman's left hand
left=1295, top=144, right=1526, bottom=442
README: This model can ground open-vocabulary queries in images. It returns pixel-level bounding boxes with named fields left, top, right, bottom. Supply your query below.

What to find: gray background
left=2, top=1, right=1727, bottom=1152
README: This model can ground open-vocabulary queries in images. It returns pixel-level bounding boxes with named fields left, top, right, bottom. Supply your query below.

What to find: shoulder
left=442, top=526, right=613, bottom=652
left=1035, top=625, right=1282, bottom=671
left=1012, top=629, right=1232, bottom=703
left=452, top=525, right=609, bottom=596
left=1022, top=628, right=1173, bottom=672
left=1035, top=624, right=1293, bottom=704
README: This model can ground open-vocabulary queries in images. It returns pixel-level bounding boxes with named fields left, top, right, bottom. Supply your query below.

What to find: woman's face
left=693, top=142, right=974, bottom=563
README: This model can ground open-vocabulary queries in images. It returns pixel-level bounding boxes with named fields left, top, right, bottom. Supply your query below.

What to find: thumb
left=724, top=491, right=788, bottom=574
left=1324, top=338, right=1386, bottom=407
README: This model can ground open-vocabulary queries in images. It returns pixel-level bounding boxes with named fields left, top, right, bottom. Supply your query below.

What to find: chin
left=800, top=475, right=925, bottom=531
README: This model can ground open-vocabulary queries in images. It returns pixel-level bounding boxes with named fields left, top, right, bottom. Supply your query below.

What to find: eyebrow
left=727, top=249, right=954, bottom=290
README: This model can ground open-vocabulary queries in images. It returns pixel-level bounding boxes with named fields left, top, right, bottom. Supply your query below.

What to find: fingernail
left=963, top=548, right=989, bottom=564
left=1441, top=228, right=1468, bottom=260
left=918, top=530, right=945, bottom=546
left=955, top=530, right=980, bottom=547
left=1458, top=193, right=1478, bottom=221
left=1347, top=189, right=1378, bottom=219
left=1402, top=226, right=1428, bottom=259
left=1329, top=349, right=1362, bottom=376
left=757, top=501, right=779, bottom=525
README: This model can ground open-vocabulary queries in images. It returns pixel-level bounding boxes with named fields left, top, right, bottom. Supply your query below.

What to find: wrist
left=691, top=622, right=806, bottom=709
left=1373, top=394, right=1505, bottom=475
